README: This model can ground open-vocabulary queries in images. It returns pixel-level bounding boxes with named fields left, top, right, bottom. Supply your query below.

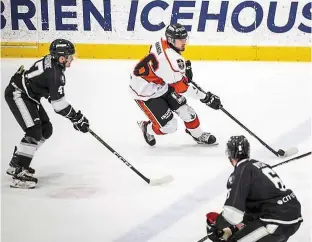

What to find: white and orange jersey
left=129, top=38, right=203, bottom=101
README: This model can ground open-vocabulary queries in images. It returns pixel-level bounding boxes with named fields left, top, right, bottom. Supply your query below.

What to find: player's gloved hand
left=206, top=212, right=222, bottom=242
left=201, top=92, right=221, bottom=110
left=219, top=226, right=239, bottom=241
left=70, top=110, right=89, bottom=133
left=206, top=212, right=241, bottom=241
left=185, top=60, right=193, bottom=82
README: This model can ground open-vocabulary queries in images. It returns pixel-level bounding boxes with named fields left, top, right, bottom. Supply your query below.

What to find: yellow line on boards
left=1, top=42, right=311, bottom=62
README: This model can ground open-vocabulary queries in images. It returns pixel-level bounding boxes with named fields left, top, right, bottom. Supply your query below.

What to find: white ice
left=1, top=59, right=311, bottom=242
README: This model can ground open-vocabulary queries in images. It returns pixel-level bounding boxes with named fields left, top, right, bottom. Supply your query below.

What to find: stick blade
left=149, top=175, right=174, bottom=186
left=280, top=147, right=299, bottom=157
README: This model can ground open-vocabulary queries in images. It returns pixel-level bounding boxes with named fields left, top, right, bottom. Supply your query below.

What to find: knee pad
left=175, top=104, right=197, bottom=122
left=42, top=121, right=53, bottom=139
left=160, top=117, right=178, bottom=134
left=25, top=124, right=43, bottom=143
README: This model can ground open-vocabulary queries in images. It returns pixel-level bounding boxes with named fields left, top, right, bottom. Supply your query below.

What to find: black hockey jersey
left=23, top=55, right=65, bottom=102
left=220, top=159, right=302, bottom=227
left=11, top=55, right=75, bottom=118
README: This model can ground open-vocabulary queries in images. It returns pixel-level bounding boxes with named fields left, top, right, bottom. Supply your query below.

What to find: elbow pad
left=55, top=104, right=76, bottom=119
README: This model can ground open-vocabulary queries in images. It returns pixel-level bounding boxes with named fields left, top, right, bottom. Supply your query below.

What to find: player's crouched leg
left=158, top=117, right=178, bottom=134
left=175, top=104, right=217, bottom=145
left=10, top=124, right=44, bottom=189
left=42, top=121, right=53, bottom=139
left=138, top=115, right=178, bottom=146
left=231, top=219, right=301, bottom=242
left=37, top=121, right=53, bottom=148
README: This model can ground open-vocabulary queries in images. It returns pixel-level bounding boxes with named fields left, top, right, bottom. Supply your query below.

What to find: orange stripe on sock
left=185, top=116, right=200, bottom=129
left=152, top=124, right=164, bottom=135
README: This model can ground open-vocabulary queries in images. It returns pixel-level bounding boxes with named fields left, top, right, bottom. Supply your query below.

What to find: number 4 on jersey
left=58, top=86, right=64, bottom=95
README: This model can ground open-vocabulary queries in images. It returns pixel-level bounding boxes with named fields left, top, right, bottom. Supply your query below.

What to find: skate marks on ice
left=42, top=172, right=102, bottom=199
left=113, top=118, right=311, bottom=242
left=2, top=170, right=105, bottom=200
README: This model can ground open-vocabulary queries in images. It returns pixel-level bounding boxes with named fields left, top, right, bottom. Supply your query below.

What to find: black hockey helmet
left=165, top=23, right=188, bottom=45
left=226, top=135, right=250, bottom=161
left=49, top=39, right=75, bottom=59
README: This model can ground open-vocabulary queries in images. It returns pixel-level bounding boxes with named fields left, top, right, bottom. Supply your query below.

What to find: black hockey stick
left=88, top=128, right=173, bottom=186
left=196, top=235, right=209, bottom=242
left=189, top=80, right=298, bottom=158
left=220, top=106, right=298, bottom=158
left=271, top=151, right=311, bottom=168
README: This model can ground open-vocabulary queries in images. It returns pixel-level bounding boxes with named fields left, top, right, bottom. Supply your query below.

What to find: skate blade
left=197, top=142, right=219, bottom=146
left=10, top=179, right=37, bottom=189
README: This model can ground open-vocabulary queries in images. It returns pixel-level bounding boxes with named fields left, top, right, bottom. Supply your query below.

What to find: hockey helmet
left=49, top=39, right=75, bottom=59
left=226, top=135, right=250, bottom=161
left=165, top=23, right=188, bottom=45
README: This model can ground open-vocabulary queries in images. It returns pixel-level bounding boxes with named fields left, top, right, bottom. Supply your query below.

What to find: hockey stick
left=196, top=235, right=209, bottom=242
left=220, top=107, right=298, bottom=158
left=88, top=128, right=174, bottom=186
left=271, top=151, right=311, bottom=168
left=189, top=80, right=298, bottom=158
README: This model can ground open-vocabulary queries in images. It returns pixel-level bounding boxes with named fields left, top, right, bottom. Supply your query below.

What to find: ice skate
left=10, top=166, right=38, bottom=189
left=137, top=121, right=156, bottom=146
left=186, top=129, right=218, bottom=145
left=6, top=146, right=35, bottom=176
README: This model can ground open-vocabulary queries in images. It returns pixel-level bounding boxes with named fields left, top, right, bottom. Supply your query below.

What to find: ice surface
left=1, top=59, right=311, bottom=242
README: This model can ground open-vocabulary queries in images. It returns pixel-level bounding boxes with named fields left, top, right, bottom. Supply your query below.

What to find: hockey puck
left=277, top=149, right=285, bottom=156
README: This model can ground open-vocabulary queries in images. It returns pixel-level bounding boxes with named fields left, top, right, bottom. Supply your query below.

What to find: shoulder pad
left=165, top=48, right=186, bottom=73
left=44, top=55, right=53, bottom=69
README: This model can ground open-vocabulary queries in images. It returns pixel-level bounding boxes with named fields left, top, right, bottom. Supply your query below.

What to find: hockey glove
left=206, top=212, right=222, bottom=241
left=201, top=92, right=221, bottom=110
left=70, top=110, right=89, bottom=133
left=185, top=60, right=193, bottom=82
left=206, top=212, right=239, bottom=241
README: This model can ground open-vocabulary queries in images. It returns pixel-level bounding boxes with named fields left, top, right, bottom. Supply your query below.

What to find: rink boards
left=1, top=0, right=311, bottom=61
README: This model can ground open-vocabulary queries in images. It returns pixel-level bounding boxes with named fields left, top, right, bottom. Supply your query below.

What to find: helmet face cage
left=226, top=135, right=250, bottom=160
left=165, top=24, right=188, bottom=45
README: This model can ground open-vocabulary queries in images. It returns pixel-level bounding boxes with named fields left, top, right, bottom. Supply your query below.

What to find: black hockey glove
left=70, top=110, right=89, bottom=133
left=206, top=212, right=222, bottom=242
left=185, top=60, right=193, bottom=82
left=201, top=92, right=221, bottom=110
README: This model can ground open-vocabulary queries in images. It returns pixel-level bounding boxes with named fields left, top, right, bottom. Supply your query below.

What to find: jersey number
left=58, top=86, right=64, bottom=95
left=262, top=167, right=287, bottom=191
left=133, top=53, right=159, bottom=76
left=25, top=60, right=44, bottom=79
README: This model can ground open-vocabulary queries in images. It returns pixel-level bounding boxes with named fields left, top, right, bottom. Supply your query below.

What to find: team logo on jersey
left=177, top=59, right=185, bottom=70
left=228, top=175, right=235, bottom=185
left=44, top=55, right=52, bottom=69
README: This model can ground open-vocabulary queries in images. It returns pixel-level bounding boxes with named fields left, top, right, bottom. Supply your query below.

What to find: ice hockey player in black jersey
left=4, top=39, right=90, bottom=189
left=206, top=135, right=302, bottom=242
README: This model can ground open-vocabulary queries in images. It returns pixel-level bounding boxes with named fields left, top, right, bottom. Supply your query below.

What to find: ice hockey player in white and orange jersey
left=129, top=23, right=221, bottom=146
